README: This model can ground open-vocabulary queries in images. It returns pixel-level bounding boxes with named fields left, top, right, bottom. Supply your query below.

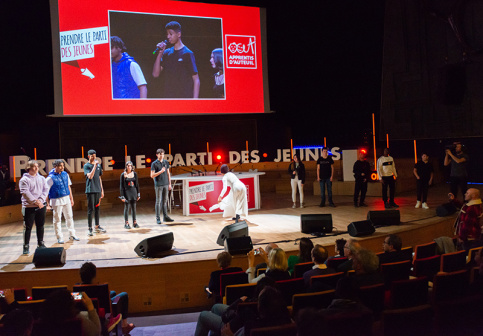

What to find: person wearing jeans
left=19, top=160, right=49, bottom=255
left=84, top=149, right=106, bottom=236
left=151, top=148, right=173, bottom=224
left=317, top=147, right=336, bottom=207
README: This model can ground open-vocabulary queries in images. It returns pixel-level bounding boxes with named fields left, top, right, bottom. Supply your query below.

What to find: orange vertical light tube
left=34, top=148, right=37, bottom=160
left=372, top=114, right=377, bottom=177
left=324, top=137, right=327, bottom=147
left=246, top=140, right=248, bottom=153
left=207, top=142, right=209, bottom=154
left=13, top=156, right=16, bottom=183
left=290, top=139, right=293, bottom=157
left=125, top=145, right=127, bottom=157
left=169, top=144, right=171, bottom=156
left=386, top=134, right=389, bottom=148
left=82, top=146, right=84, bottom=158
left=413, top=140, right=418, bottom=164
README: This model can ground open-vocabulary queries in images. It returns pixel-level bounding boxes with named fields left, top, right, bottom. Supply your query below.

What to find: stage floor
left=0, top=185, right=456, bottom=273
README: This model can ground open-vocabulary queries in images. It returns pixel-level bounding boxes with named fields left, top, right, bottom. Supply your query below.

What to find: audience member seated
left=207, top=252, right=243, bottom=301
left=337, top=239, right=362, bottom=272
left=194, top=277, right=275, bottom=336
left=378, top=234, right=406, bottom=265
left=2, top=309, right=34, bottom=336
left=450, top=188, right=482, bottom=251
left=288, top=237, right=314, bottom=276
left=254, top=242, right=278, bottom=274
left=325, top=238, right=347, bottom=265
left=0, top=288, right=20, bottom=318
left=39, top=289, right=101, bottom=336
left=246, top=248, right=291, bottom=283
left=79, top=261, right=134, bottom=334
left=352, top=249, right=384, bottom=288
left=302, top=244, right=336, bottom=290
left=223, top=286, right=292, bottom=336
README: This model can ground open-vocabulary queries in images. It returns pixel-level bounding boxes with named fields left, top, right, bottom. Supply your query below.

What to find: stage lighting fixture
left=110, top=160, right=115, bottom=165
left=361, top=149, right=367, bottom=154
left=146, top=158, right=152, bottom=163
left=262, top=153, right=268, bottom=158
left=216, top=154, right=222, bottom=161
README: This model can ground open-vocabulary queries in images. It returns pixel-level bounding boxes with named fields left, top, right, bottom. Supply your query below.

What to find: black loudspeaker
left=216, top=221, right=249, bottom=246
left=367, top=210, right=400, bottom=227
left=436, top=202, right=458, bottom=217
left=134, top=232, right=174, bottom=258
left=301, top=214, right=333, bottom=235
left=348, top=220, right=376, bottom=237
left=224, top=236, right=253, bottom=255
left=33, top=247, right=66, bottom=267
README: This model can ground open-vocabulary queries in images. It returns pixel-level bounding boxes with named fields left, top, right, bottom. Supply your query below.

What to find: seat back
left=13, top=288, right=28, bottom=301
left=440, top=250, right=467, bottom=273
left=432, top=269, right=469, bottom=303
left=293, top=262, right=314, bottom=278
left=224, top=283, right=257, bottom=306
left=73, top=283, right=111, bottom=314
left=359, top=283, right=385, bottom=315
left=412, top=255, right=441, bottom=281
left=17, top=300, right=45, bottom=320
left=292, top=290, right=335, bottom=315
left=467, top=246, right=483, bottom=268
left=380, top=260, right=412, bottom=289
left=326, top=256, right=348, bottom=270
left=414, top=241, right=437, bottom=260
left=400, top=246, right=414, bottom=262
left=219, top=271, right=248, bottom=298
left=250, top=323, right=297, bottom=336
left=382, top=304, right=433, bottom=336
left=31, top=285, right=68, bottom=300
left=389, top=277, right=428, bottom=309
left=32, top=318, right=83, bottom=336
left=256, top=268, right=266, bottom=277
left=322, top=310, right=374, bottom=336
left=309, top=272, right=344, bottom=290
left=275, top=278, right=306, bottom=306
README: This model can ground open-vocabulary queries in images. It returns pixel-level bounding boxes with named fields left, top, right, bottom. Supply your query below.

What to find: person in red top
left=450, top=188, right=482, bottom=250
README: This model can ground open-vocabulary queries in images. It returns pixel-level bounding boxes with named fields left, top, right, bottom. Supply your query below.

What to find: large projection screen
left=49, top=0, right=269, bottom=116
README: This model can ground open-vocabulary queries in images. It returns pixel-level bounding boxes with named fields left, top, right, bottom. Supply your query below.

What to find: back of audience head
left=344, top=239, right=361, bottom=259
left=265, top=242, right=278, bottom=254
left=353, top=249, right=379, bottom=274
left=254, top=276, right=276, bottom=297
left=3, top=309, right=34, bottom=336
left=41, top=289, right=78, bottom=323
left=268, top=248, right=288, bottom=271
left=298, top=237, right=314, bottom=263
left=383, top=234, right=402, bottom=252
left=257, top=286, right=290, bottom=320
left=217, top=251, right=232, bottom=269
left=335, top=238, right=347, bottom=257
left=311, top=244, right=329, bottom=264
left=80, top=261, right=97, bottom=284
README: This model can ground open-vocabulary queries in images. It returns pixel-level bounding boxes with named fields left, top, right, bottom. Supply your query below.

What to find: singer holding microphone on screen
left=152, top=21, right=200, bottom=98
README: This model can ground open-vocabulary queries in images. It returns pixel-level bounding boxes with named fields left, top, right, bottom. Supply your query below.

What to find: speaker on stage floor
left=348, top=220, right=376, bottom=237
left=33, top=247, right=66, bottom=267
left=224, top=236, right=253, bottom=255
left=436, top=202, right=458, bottom=217
left=367, top=210, right=400, bottom=227
left=301, top=214, right=333, bottom=235
left=216, top=221, right=249, bottom=246
left=134, top=232, right=174, bottom=258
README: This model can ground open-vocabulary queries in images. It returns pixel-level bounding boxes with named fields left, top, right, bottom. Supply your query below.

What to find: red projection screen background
left=49, top=0, right=269, bottom=116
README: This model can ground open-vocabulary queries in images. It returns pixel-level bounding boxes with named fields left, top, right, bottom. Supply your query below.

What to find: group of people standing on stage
left=288, top=143, right=470, bottom=210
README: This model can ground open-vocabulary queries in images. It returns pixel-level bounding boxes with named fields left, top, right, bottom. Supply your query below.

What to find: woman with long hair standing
left=288, top=153, right=305, bottom=208
left=120, top=161, right=140, bottom=229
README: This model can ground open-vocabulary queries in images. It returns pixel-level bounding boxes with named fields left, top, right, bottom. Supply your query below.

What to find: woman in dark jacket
left=120, top=161, right=140, bottom=229
left=288, top=153, right=306, bottom=208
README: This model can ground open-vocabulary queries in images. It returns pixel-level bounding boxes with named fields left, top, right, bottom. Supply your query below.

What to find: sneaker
left=319, top=202, right=325, bottom=207
left=133, top=222, right=139, bottom=228
left=124, top=223, right=131, bottom=229
left=163, top=216, right=174, bottom=222
left=390, top=202, right=399, bottom=208
left=292, top=203, right=297, bottom=208
left=329, top=203, right=336, bottom=208
left=359, top=202, right=368, bottom=207
left=422, top=202, right=429, bottom=209
left=354, top=203, right=359, bottom=208
left=156, top=217, right=162, bottom=224
left=107, top=314, right=122, bottom=333
left=87, top=229, right=93, bottom=237
left=37, top=241, right=46, bottom=249
left=300, top=203, right=304, bottom=208
left=385, top=202, right=391, bottom=209
left=57, top=239, right=64, bottom=244
left=95, top=226, right=106, bottom=233
left=415, top=201, right=421, bottom=208
left=23, top=244, right=29, bottom=255
left=70, top=235, right=80, bottom=241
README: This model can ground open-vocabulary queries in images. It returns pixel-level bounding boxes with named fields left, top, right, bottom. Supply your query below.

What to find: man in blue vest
left=46, top=160, right=79, bottom=244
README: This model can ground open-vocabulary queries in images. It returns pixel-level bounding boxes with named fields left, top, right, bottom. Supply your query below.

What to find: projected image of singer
left=210, top=48, right=224, bottom=98
left=152, top=21, right=200, bottom=98
left=111, top=36, right=147, bottom=99
left=210, top=164, right=248, bottom=222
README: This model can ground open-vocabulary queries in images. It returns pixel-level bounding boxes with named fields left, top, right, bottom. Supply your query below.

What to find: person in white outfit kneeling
left=215, top=164, right=248, bottom=222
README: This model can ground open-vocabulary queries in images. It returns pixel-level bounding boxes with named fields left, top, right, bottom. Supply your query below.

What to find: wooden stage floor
left=0, top=185, right=458, bottom=274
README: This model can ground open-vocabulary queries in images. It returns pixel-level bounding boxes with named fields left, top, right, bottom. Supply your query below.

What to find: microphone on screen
left=153, top=40, right=169, bottom=54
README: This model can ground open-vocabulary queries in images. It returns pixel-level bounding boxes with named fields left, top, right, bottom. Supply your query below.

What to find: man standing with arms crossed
left=317, top=147, right=336, bottom=207
left=151, top=149, right=174, bottom=224
left=46, top=160, right=79, bottom=244
left=84, top=150, right=106, bottom=236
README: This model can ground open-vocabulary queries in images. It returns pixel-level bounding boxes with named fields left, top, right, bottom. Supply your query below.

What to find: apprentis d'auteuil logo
left=225, top=35, right=257, bottom=69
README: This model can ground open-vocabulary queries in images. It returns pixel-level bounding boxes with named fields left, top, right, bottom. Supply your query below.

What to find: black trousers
left=23, top=206, right=46, bottom=245
left=124, top=200, right=137, bottom=222
left=86, top=193, right=101, bottom=228
left=381, top=176, right=395, bottom=203
left=416, top=179, right=430, bottom=202
left=450, top=176, right=468, bottom=200
left=354, top=180, right=368, bottom=204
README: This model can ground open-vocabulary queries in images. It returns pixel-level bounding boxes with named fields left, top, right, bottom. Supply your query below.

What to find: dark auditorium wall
left=380, top=0, right=483, bottom=140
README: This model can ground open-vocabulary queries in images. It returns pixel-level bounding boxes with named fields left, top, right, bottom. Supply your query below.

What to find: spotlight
left=146, top=158, right=152, bottom=164
left=262, top=153, right=268, bottom=158
left=110, top=160, right=115, bottom=165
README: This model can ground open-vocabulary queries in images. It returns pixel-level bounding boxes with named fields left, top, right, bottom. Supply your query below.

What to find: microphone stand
left=214, top=162, right=223, bottom=175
